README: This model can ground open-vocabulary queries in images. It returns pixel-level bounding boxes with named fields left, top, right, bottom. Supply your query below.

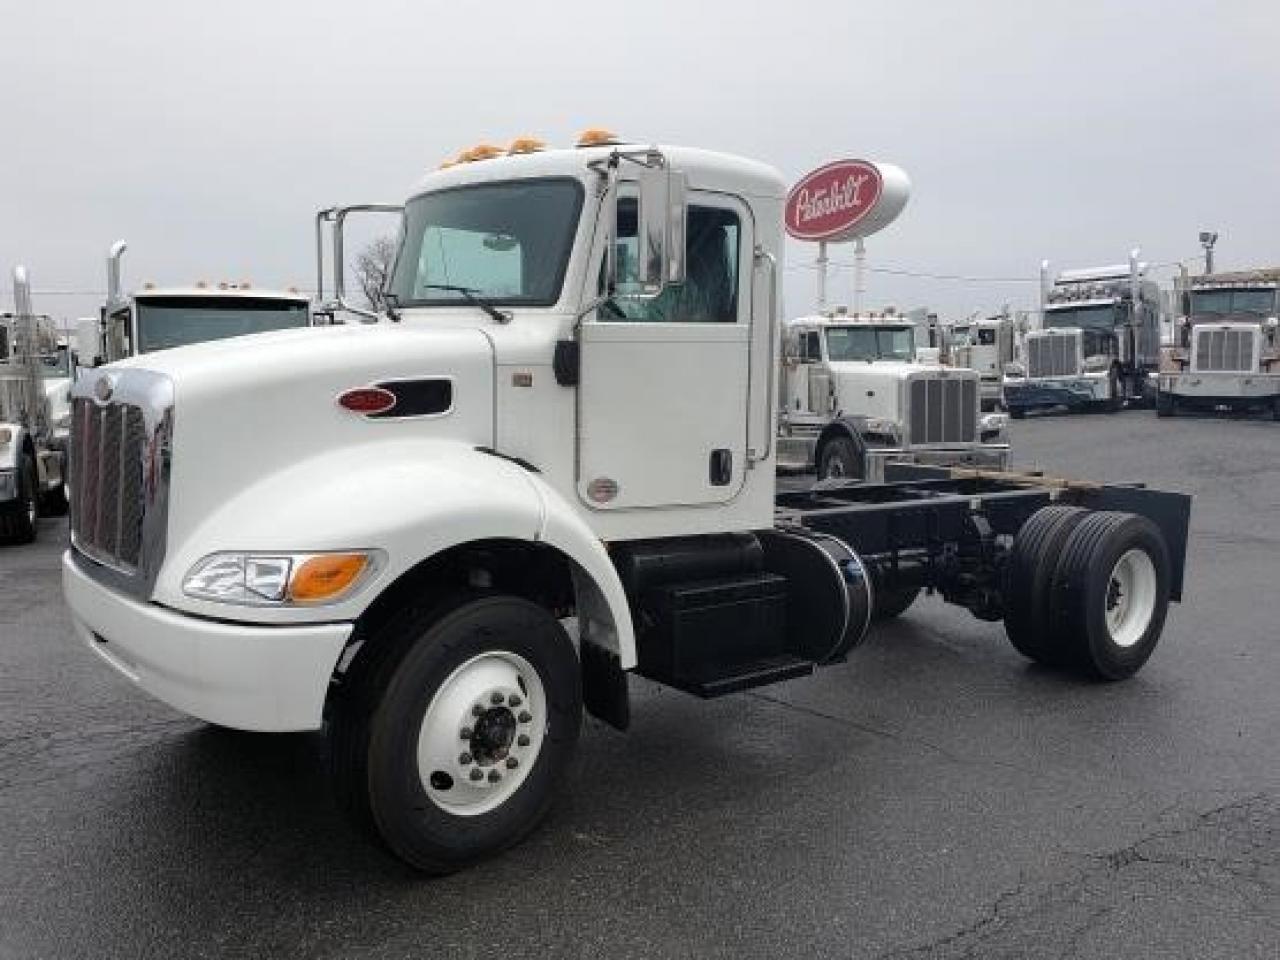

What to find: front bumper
left=1003, top=378, right=1103, bottom=410
left=63, top=551, right=352, bottom=732
left=1160, top=373, right=1280, bottom=402
left=865, top=443, right=1010, bottom=483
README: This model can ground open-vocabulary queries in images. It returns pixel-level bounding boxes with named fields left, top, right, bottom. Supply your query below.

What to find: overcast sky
left=3, top=0, right=1277, bottom=323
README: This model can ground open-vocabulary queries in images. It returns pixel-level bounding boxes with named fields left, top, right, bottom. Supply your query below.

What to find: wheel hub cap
left=416, top=651, right=546, bottom=817
left=1105, top=548, right=1157, bottom=649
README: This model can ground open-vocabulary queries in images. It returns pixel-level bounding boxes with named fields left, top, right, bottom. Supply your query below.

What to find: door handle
left=709, top=449, right=732, bottom=486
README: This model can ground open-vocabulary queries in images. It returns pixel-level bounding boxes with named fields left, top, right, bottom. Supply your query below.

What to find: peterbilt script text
left=792, top=174, right=871, bottom=226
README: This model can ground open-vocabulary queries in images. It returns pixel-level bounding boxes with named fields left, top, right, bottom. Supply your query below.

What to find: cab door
left=577, top=193, right=753, bottom=510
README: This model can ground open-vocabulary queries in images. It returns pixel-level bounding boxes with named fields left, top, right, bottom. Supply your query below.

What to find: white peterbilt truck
left=77, top=241, right=314, bottom=366
left=64, top=135, right=1191, bottom=873
left=1003, top=253, right=1161, bottom=418
left=1157, top=267, right=1280, bottom=419
left=1, top=268, right=70, bottom=542
left=947, top=312, right=1018, bottom=411
left=776, top=312, right=1009, bottom=478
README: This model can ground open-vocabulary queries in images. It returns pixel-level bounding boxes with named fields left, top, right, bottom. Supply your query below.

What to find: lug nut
left=469, top=768, right=483, bottom=782
left=509, top=695, right=523, bottom=708
left=487, top=770, right=501, bottom=783
left=517, top=734, right=530, bottom=747
left=490, top=692, right=504, bottom=705
left=459, top=752, right=473, bottom=765
left=506, top=757, right=518, bottom=769
left=460, top=727, right=473, bottom=740
left=518, top=711, right=532, bottom=724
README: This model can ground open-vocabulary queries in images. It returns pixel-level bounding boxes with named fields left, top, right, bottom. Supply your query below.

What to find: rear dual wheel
left=1004, top=507, right=1171, bottom=679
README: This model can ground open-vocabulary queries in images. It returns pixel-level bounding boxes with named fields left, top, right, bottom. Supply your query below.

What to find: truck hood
left=79, top=324, right=496, bottom=575
left=826, top=359, right=952, bottom=384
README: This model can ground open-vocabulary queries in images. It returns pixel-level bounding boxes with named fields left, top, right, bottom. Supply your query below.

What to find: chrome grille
left=1026, top=333, right=1080, bottom=378
left=71, top=398, right=147, bottom=569
left=1194, top=328, right=1254, bottom=372
left=908, top=376, right=978, bottom=444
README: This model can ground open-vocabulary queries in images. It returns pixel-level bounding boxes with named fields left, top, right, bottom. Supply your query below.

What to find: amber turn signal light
left=289, top=553, right=370, bottom=603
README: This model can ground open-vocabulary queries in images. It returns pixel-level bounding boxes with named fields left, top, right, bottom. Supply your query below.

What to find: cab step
left=673, top=654, right=815, bottom=699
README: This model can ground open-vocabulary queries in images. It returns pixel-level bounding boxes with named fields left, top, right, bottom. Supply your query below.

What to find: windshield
left=390, top=179, right=583, bottom=308
left=136, top=297, right=310, bottom=353
left=825, top=325, right=916, bottom=362
left=1190, top=288, right=1275, bottom=318
left=1044, top=305, right=1117, bottom=333
left=39, top=345, right=71, bottom=379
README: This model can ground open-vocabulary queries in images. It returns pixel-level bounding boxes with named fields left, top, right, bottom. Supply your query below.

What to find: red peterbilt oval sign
left=785, top=159, right=910, bottom=242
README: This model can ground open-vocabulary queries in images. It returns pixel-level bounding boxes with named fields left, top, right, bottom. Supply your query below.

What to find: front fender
left=154, top=438, right=636, bottom=666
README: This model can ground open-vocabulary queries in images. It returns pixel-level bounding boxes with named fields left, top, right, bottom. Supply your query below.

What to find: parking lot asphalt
left=2, top=409, right=1278, bottom=960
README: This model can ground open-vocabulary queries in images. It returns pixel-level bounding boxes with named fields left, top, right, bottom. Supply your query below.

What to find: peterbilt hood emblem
left=94, top=374, right=116, bottom=403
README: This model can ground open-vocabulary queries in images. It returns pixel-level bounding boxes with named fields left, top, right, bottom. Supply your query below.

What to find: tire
left=328, top=594, right=582, bottom=874
left=1003, top=505, right=1089, bottom=666
left=874, top=585, right=921, bottom=620
left=39, top=476, right=69, bottom=518
left=1271, top=396, right=1280, bottom=422
left=1156, top=391, right=1175, bottom=418
left=0, top=454, right=39, bottom=545
left=1049, top=511, right=1171, bottom=680
left=1009, top=406, right=1026, bottom=420
left=818, top=436, right=864, bottom=481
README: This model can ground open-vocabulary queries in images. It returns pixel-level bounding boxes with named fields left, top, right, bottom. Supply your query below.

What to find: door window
left=602, top=200, right=740, bottom=323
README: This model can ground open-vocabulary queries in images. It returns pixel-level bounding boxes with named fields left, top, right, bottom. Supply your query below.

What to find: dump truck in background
left=1003, top=252, right=1162, bottom=417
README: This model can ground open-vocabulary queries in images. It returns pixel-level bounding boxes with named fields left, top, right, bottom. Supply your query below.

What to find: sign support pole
left=853, top=237, right=866, bottom=313
left=816, top=241, right=828, bottom=311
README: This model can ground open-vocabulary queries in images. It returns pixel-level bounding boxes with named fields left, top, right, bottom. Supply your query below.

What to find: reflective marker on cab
left=338, top=387, right=397, bottom=416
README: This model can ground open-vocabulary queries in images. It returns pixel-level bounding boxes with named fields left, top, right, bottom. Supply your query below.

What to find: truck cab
left=1157, top=269, right=1280, bottom=418
left=777, top=312, right=1009, bottom=478
left=82, top=242, right=313, bottom=365
left=948, top=314, right=1016, bottom=410
left=1004, top=253, right=1161, bottom=417
left=62, top=135, right=1191, bottom=874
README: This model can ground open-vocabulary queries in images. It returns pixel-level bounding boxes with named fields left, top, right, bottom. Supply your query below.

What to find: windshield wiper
left=420, top=284, right=511, bottom=324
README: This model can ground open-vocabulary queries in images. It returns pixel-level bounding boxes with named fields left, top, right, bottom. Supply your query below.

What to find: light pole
left=1198, top=231, right=1218, bottom=275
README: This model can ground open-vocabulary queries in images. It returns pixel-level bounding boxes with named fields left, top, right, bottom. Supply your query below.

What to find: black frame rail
left=776, top=465, right=1191, bottom=602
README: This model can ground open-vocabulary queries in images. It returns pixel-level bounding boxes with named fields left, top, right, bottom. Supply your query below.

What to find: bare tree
left=353, top=236, right=398, bottom=311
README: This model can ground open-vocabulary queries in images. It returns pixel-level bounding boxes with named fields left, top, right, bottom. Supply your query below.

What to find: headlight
left=979, top=413, right=1009, bottom=435
left=0, top=469, right=15, bottom=501
left=1081, top=355, right=1111, bottom=373
left=1003, top=363, right=1025, bottom=379
left=183, top=550, right=385, bottom=606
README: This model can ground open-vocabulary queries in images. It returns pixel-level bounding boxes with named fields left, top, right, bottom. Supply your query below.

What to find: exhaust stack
left=106, top=240, right=128, bottom=305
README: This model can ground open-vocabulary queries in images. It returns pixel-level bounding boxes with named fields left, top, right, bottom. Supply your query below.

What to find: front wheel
left=1156, top=391, right=1176, bottom=418
left=0, top=454, right=39, bottom=545
left=329, top=595, right=582, bottom=873
left=818, top=436, right=864, bottom=481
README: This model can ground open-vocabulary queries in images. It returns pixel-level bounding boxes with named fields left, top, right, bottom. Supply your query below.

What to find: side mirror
left=75, top=317, right=103, bottom=367
left=609, top=152, right=687, bottom=299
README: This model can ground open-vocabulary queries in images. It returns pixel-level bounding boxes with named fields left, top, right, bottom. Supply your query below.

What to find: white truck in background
left=77, top=241, right=314, bottom=366
left=1, top=268, right=70, bottom=542
left=1158, top=268, right=1280, bottom=419
left=64, top=134, right=1191, bottom=874
left=776, top=311, right=1009, bottom=478
left=947, top=312, right=1017, bottom=411
left=1003, top=252, right=1161, bottom=417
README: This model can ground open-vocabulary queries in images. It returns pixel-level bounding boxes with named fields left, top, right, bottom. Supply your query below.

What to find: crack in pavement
left=876, top=794, right=1280, bottom=959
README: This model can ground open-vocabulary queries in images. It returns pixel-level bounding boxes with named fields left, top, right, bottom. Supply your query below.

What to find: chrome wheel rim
left=1105, top=548, right=1157, bottom=649
left=416, top=651, right=546, bottom=816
